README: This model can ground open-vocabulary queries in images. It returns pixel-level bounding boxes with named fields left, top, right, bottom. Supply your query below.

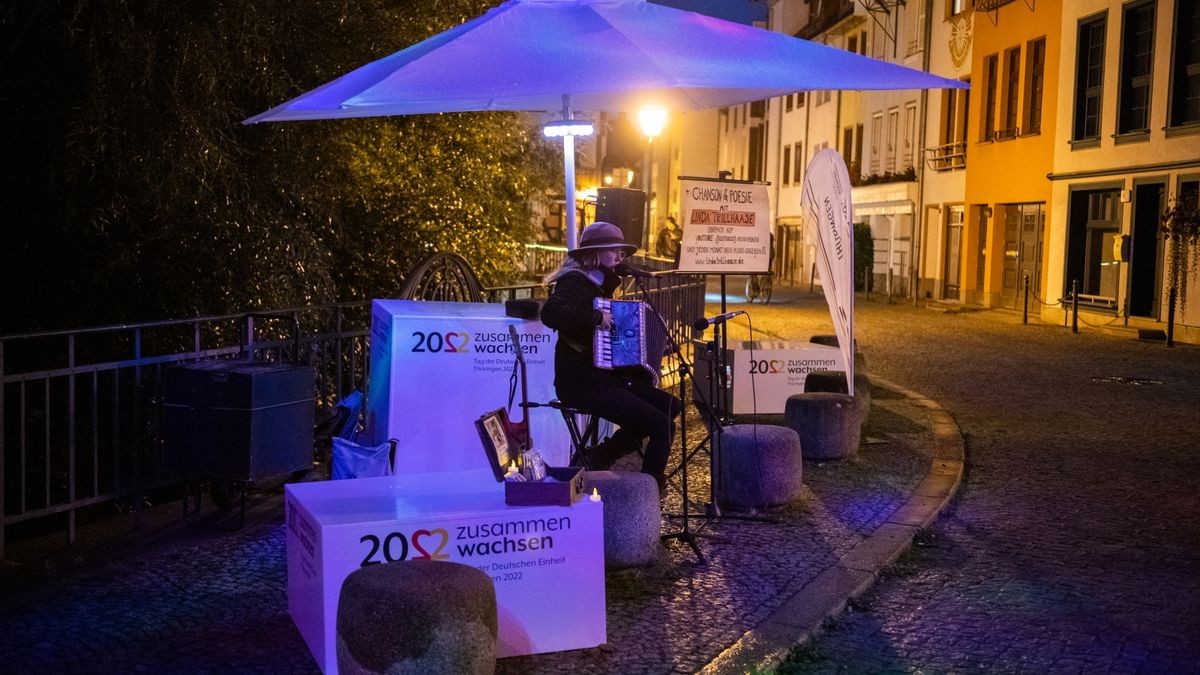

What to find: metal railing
left=923, top=142, right=967, bottom=171
left=1, top=248, right=704, bottom=558
left=0, top=303, right=373, bottom=558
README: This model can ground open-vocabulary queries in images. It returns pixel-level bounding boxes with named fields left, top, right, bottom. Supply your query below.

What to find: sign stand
left=669, top=172, right=777, bottom=531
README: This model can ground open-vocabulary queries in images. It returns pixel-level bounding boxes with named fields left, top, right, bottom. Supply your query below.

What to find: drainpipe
left=912, top=0, right=935, bottom=305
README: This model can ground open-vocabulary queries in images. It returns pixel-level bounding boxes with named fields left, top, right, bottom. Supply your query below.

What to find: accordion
left=593, top=298, right=668, bottom=386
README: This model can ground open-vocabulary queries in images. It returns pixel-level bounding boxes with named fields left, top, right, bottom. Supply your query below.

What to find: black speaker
left=595, top=187, right=645, bottom=249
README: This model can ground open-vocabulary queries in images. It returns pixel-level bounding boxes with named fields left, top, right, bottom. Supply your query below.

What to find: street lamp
left=638, top=105, right=667, bottom=251
left=543, top=100, right=595, bottom=249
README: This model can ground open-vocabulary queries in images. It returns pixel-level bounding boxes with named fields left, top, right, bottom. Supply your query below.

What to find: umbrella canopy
left=246, top=0, right=964, bottom=123
left=245, top=0, right=967, bottom=246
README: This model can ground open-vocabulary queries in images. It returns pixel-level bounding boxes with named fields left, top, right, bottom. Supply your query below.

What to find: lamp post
left=638, top=105, right=667, bottom=252
left=543, top=98, right=595, bottom=250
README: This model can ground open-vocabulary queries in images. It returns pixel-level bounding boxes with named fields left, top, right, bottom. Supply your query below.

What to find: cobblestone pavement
left=9, top=284, right=1188, bottom=674
left=0, top=286, right=947, bottom=674
left=719, top=289, right=1200, bottom=673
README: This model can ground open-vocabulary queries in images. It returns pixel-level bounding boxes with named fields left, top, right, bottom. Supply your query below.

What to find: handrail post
left=1022, top=273, right=1029, bottom=325
left=1167, top=286, right=1176, bottom=348
left=1071, top=279, right=1079, bottom=334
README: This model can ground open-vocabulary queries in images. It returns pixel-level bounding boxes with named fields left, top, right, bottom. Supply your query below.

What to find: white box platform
left=367, top=300, right=571, bottom=471
left=286, top=470, right=605, bottom=673
left=695, top=340, right=847, bottom=414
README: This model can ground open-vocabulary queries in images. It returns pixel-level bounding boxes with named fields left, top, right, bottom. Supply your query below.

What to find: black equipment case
left=163, top=316, right=315, bottom=482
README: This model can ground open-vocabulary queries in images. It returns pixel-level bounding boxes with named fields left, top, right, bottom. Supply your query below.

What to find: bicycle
left=745, top=272, right=774, bottom=304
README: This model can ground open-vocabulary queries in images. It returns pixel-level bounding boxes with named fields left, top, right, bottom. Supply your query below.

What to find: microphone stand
left=626, top=272, right=722, bottom=562
left=697, top=276, right=781, bottom=525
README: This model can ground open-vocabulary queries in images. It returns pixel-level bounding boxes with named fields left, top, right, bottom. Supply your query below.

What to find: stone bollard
left=803, top=370, right=872, bottom=426
left=809, top=334, right=867, bottom=370
left=784, top=392, right=862, bottom=460
left=715, top=424, right=803, bottom=509
left=336, top=560, right=496, bottom=675
left=581, top=470, right=661, bottom=569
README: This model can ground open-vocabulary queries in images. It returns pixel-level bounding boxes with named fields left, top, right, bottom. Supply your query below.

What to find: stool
left=336, top=560, right=496, bottom=674
left=809, top=334, right=867, bottom=370
left=581, top=471, right=661, bottom=569
left=715, top=424, right=803, bottom=509
left=523, top=400, right=601, bottom=467
left=784, top=392, right=862, bottom=460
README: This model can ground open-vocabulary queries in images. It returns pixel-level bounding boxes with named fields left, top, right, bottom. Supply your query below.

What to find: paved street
left=717, top=287, right=1200, bottom=673
left=1, top=284, right=1197, bottom=673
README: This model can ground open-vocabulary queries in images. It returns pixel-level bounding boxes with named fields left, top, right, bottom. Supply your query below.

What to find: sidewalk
left=0, top=287, right=964, bottom=674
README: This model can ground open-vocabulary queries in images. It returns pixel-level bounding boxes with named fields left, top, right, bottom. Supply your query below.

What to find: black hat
left=569, top=221, right=638, bottom=258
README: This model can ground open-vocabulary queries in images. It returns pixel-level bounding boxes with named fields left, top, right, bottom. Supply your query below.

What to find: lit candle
left=505, top=461, right=519, bottom=478
left=589, top=487, right=601, bottom=502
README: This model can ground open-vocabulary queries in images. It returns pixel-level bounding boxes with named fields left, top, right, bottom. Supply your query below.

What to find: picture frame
left=475, top=408, right=518, bottom=481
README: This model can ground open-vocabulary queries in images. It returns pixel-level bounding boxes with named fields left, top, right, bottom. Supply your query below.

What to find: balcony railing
left=993, top=127, right=1019, bottom=142
left=923, top=142, right=967, bottom=171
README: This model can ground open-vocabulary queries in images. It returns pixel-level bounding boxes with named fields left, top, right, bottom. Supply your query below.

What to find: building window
left=1024, top=38, right=1046, bottom=135
left=946, top=0, right=973, bottom=20
left=721, top=107, right=729, bottom=133
left=907, top=0, right=925, bottom=55
left=886, top=108, right=899, bottom=173
left=848, top=35, right=858, bottom=53
left=786, top=94, right=794, bottom=112
left=854, top=123, right=864, bottom=175
left=1169, top=0, right=1200, bottom=126
left=794, top=142, right=804, bottom=184
left=1000, top=47, right=1021, bottom=139
left=1118, top=0, right=1156, bottom=134
left=870, top=113, right=883, bottom=174
left=982, top=54, right=998, bottom=141
left=942, top=88, right=959, bottom=145
left=1074, top=15, right=1107, bottom=141
left=798, top=92, right=807, bottom=107
left=783, top=145, right=792, bottom=185
left=933, top=85, right=969, bottom=170
left=904, top=102, right=918, bottom=170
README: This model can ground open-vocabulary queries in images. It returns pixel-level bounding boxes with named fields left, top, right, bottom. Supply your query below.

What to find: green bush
left=1, top=0, right=558, bottom=333
left=854, top=222, right=874, bottom=292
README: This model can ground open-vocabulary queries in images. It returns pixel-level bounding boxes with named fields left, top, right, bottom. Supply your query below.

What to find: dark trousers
left=557, top=377, right=681, bottom=480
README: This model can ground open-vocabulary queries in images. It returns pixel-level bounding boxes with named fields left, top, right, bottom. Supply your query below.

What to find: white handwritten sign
left=677, top=179, right=771, bottom=274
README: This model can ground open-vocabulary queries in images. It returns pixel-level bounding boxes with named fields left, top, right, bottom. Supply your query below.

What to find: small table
left=285, top=470, right=606, bottom=673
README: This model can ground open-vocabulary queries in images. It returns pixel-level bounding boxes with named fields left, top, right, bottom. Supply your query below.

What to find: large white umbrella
left=246, top=0, right=966, bottom=246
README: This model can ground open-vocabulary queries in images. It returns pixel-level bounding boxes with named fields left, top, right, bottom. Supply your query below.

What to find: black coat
left=539, top=267, right=641, bottom=395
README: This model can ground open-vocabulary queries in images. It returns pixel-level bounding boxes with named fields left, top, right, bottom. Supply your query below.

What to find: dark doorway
left=943, top=205, right=964, bottom=300
left=1128, top=183, right=1164, bottom=318
left=1000, top=203, right=1045, bottom=308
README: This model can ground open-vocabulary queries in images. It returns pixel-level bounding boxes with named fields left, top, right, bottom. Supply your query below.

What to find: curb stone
left=699, top=376, right=964, bottom=674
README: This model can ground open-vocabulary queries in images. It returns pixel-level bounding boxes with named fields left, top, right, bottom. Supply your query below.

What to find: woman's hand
left=599, top=308, right=614, bottom=332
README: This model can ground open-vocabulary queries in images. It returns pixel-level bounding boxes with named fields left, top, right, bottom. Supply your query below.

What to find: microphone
left=692, top=311, right=746, bottom=331
left=614, top=261, right=654, bottom=278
